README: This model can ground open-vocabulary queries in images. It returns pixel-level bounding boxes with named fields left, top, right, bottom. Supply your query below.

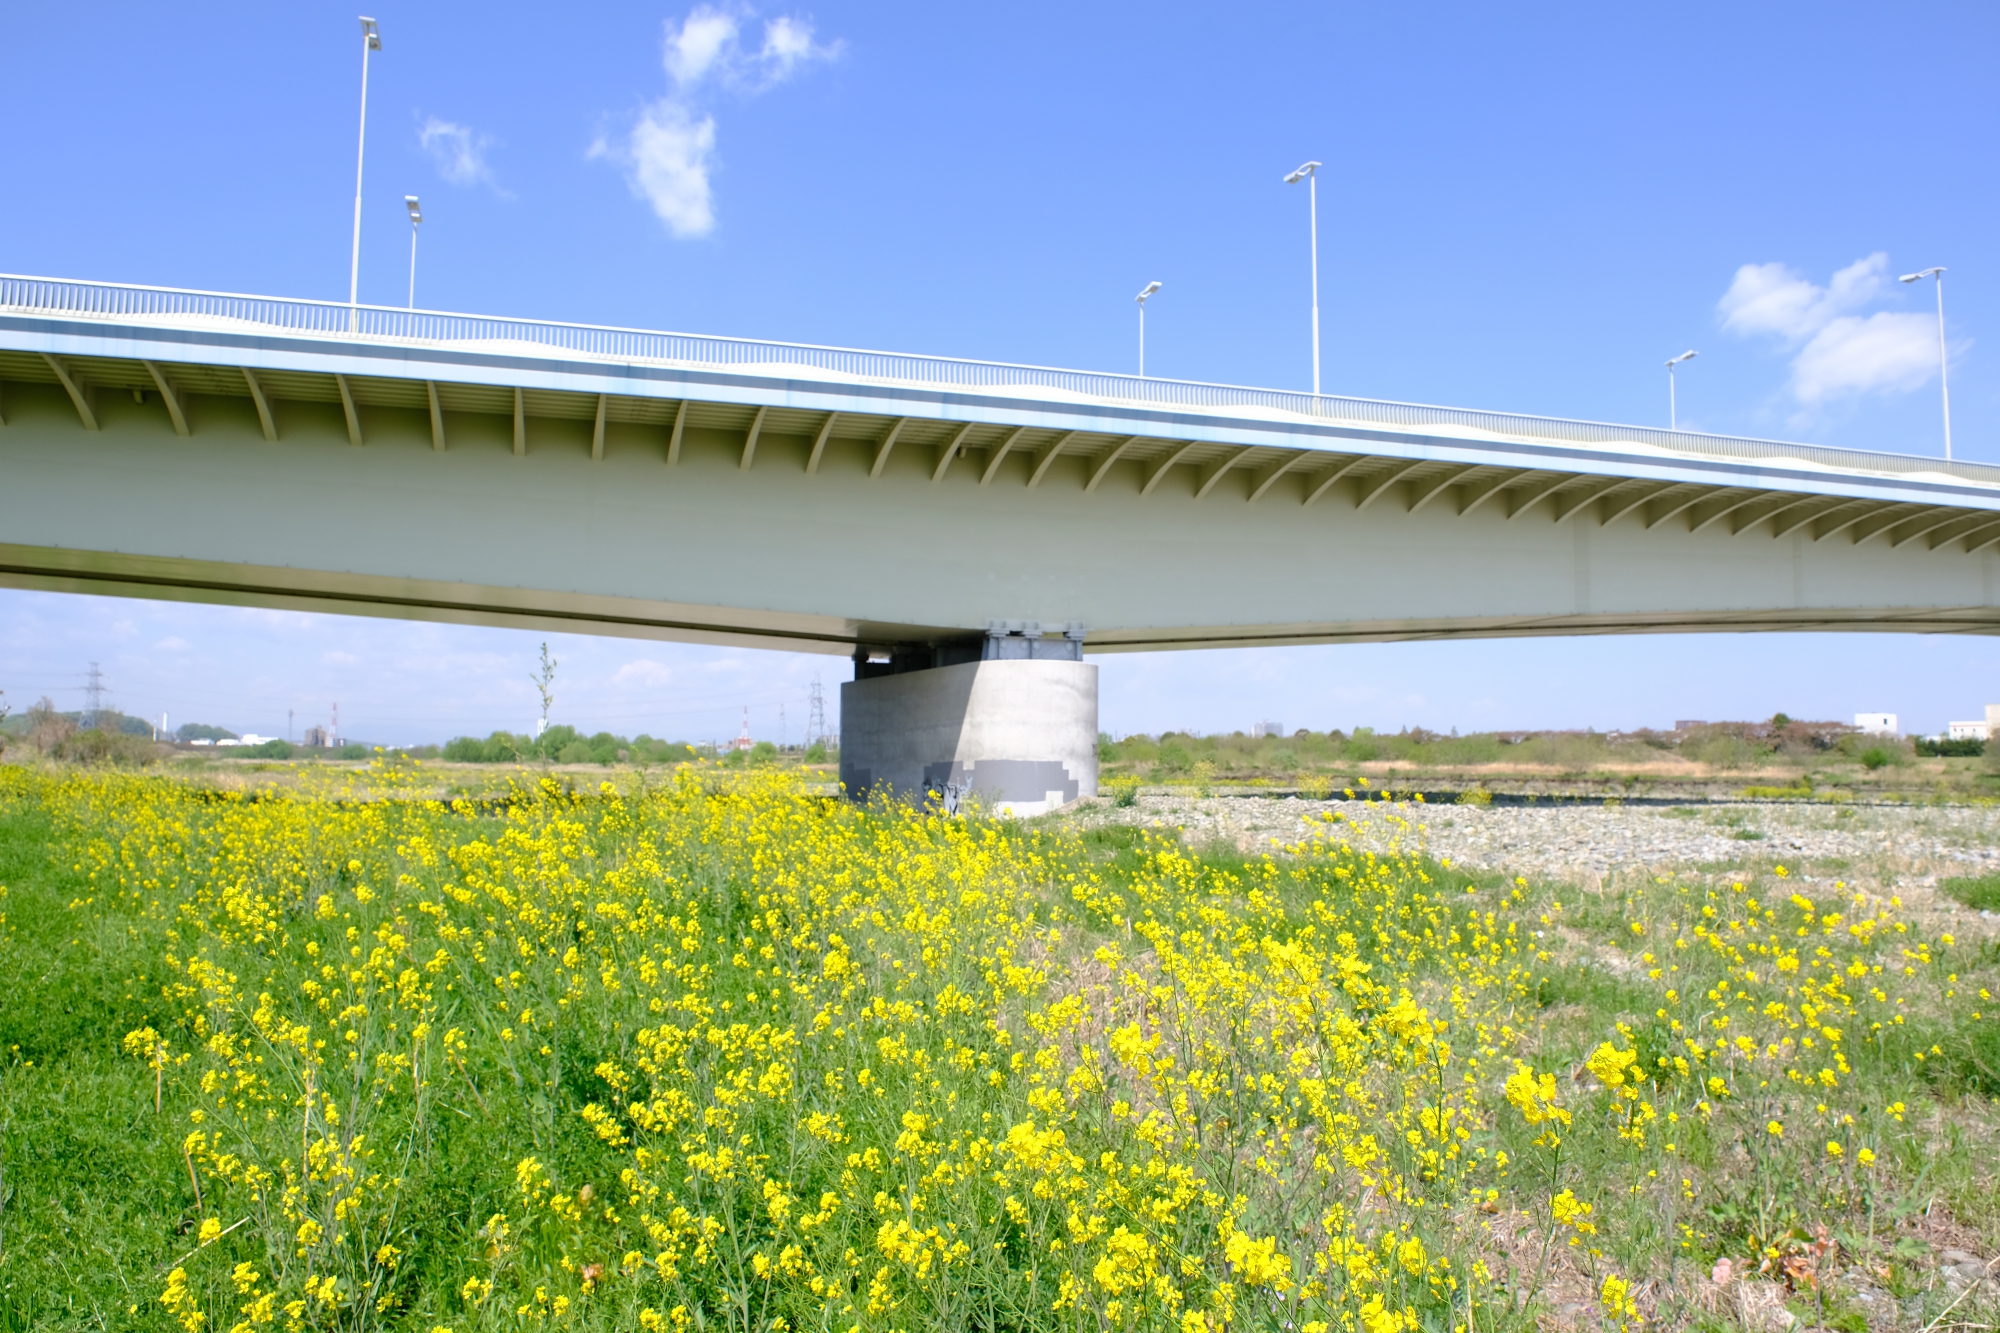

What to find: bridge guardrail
left=6, top=272, right=1997, bottom=488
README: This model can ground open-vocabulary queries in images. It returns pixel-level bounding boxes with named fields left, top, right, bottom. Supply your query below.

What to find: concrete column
left=839, top=659, right=1098, bottom=816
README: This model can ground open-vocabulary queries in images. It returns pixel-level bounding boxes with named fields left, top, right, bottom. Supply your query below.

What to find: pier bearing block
left=839, top=622, right=1097, bottom=816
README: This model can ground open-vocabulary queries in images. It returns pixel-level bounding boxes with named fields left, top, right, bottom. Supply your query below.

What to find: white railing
left=6, top=272, right=1997, bottom=487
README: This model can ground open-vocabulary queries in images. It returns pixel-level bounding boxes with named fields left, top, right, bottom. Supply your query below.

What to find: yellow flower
left=1223, top=1231, right=1293, bottom=1289
left=1586, top=1043, right=1640, bottom=1088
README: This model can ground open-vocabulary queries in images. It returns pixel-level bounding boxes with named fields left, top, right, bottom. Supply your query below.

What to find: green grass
left=1940, top=872, right=2000, bottom=912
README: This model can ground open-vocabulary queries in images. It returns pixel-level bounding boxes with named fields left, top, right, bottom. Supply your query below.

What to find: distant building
left=1250, top=721, right=1284, bottom=739
left=1673, top=720, right=1707, bottom=731
left=1853, top=713, right=1898, bottom=737
left=303, top=726, right=332, bottom=747
left=1945, top=703, right=2000, bottom=741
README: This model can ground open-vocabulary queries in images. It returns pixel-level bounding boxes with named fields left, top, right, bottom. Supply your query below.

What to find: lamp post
left=1665, top=349, right=1696, bottom=430
left=1899, top=266, right=1951, bottom=460
left=1283, top=160, right=1323, bottom=395
left=349, top=16, right=382, bottom=333
left=404, top=196, right=422, bottom=309
left=1135, top=281, right=1161, bottom=377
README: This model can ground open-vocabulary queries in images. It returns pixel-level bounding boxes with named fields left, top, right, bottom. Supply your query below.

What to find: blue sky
left=3, top=1, right=1997, bottom=743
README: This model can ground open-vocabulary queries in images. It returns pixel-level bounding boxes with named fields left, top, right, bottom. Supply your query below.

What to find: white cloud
left=667, top=6, right=741, bottom=84
left=594, top=6, right=840, bottom=238
left=604, top=102, right=718, bottom=237
left=612, top=658, right=675, bottom=688
left=1789, top=312, right=1942, bottom=407
left=155, top=637, right=190, bottom=652
left=323, top=650, right=359, bottom=666
left=757, top=15, right=836, bottom=84
left=1717, top=253, right=1953, bottom=409
left=420, top=117, right=498, bottom=188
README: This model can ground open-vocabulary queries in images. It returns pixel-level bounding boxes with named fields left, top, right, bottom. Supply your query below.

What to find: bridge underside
left=3, top=357, right=2000, bottom=654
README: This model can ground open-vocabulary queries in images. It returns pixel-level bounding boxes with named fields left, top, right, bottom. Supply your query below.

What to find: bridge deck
left=3, top=274, right=1999, bottom=651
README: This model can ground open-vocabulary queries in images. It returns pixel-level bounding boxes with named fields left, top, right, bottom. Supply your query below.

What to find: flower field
left=0, top=763, right=1994, bottom=1333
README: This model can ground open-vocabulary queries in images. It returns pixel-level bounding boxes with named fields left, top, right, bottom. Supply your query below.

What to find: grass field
left=0, top=760, right=1993, bottom=1333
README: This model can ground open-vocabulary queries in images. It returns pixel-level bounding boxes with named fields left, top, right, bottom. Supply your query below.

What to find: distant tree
left=27, top=697, right=74, bottom=754
left=803, top=741, right=828, bottom=764
left=749, top=740, right=778, bottom=765
left=537, top=725, right=580, bottom=761
left=176, top=722, right=239, bottom=742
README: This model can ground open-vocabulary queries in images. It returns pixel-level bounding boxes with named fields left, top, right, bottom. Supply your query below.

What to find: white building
left=1250, top=721, right=1285, bottom=739
left=1945, top=703, right=2000, bottom=741
left=1853, top=713, right=1898, bottom=737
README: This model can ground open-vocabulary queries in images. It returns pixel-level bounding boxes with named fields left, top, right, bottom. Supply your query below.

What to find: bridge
left=4, top=273, right=1998, bottom=811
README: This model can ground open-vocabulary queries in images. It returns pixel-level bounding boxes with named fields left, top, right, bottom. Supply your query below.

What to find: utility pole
left=779, top=702, right=788, bottom=752
left=289, top=708, right=295, bottom=742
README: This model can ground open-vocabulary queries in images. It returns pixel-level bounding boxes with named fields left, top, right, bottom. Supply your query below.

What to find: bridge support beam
left=840, top=627, right=1096, bottom=816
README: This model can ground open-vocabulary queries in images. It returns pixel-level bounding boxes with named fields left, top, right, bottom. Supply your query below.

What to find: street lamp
left=1283, top=160, right=1323, bottom=395
left=1135, top=281, right=1162, bottom=377
left=349, top=16, right=383, bottom=333
left=1665, top=349, right=1696, bottom=430
left=1899, top=266, right=1951, bottom=460
left=404, top=195, right=422, bottom=309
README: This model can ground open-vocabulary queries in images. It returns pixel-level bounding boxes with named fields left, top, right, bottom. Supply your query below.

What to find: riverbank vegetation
left=0, top=762, right=1992, bottom=1332
left=1097, top=722, right=1997, bottom=802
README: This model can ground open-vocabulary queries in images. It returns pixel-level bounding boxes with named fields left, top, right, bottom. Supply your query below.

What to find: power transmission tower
left=779, top=702, right=788, bottom=752
left=83, top=661, right=107, bottom=730
left=807, top=675, right=827, bottom=748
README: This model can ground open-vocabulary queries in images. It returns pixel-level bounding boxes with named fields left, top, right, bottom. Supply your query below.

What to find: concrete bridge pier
left=838, top=621, right=1098, bottom=815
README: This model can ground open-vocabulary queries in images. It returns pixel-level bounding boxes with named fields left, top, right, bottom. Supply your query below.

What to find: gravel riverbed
left=1078, top=790, right=2000, bottom=919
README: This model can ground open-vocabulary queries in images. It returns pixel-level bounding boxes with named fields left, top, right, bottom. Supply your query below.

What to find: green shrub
left=337, top=744, right=369, bottom=760
left=1106, top=774, right=1140, bottom=807
left=804, top=741, right=828, bottom=764
left=48, top=729, right=160, bottom=767
left=1861, top=747, right=1890, bottom=771
left=557, top=741, right=593, bottom=764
